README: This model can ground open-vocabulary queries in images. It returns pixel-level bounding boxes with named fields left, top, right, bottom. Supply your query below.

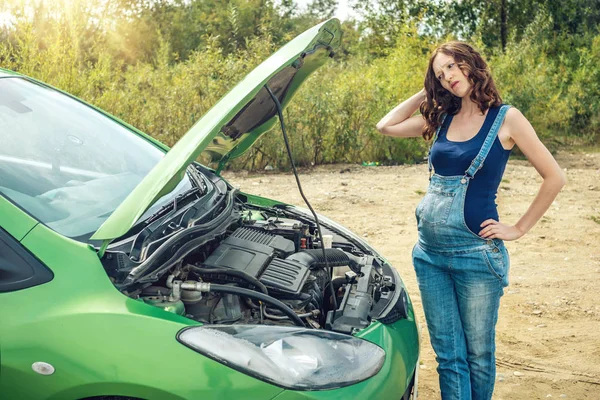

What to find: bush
left=1, top=6, right=597, bottom=172
left=491, top=14, right=600, bottom=148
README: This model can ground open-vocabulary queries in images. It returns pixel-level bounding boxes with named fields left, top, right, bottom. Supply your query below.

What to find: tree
left=306, top=0, right=338, bottom=19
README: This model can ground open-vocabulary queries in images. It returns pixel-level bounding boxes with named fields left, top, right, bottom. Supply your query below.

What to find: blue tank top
left=430, top=106, right=511, bottom=235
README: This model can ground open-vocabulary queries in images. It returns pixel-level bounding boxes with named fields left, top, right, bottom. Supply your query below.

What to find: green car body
left=0, top=19, right=419, bottom=400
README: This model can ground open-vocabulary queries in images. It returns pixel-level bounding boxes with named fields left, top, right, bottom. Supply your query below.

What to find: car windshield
left=0, top=77, right=192, bottom=240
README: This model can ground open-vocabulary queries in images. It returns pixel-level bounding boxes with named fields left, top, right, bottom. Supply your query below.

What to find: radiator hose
left=286, top=248, right=363, bottom=273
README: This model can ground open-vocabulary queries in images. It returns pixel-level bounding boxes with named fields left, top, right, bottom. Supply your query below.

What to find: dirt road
left=223, top=150, right=600, bottom=400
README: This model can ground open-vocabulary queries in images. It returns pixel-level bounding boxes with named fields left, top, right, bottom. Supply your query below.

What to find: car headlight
left=177, top=324, right=385, bottom=390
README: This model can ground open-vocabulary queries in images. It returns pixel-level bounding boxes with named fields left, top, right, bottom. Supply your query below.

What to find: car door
left=0, top=196, right=53, bottom=384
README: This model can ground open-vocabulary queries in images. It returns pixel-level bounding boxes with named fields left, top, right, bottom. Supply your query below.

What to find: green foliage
left=491, top=12, right=600, bottom=147
left=0, top=0, right=598, bottom=171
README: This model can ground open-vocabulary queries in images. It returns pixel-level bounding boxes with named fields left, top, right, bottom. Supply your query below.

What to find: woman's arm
left=376, top=89, right=426, bottom=138
left=479, top=108, right=566, bottom=240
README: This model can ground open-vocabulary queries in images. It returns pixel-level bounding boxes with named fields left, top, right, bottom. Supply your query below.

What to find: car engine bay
left=101, top=168, right=408, bottom=334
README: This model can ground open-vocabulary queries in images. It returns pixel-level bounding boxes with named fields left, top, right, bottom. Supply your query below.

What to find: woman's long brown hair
left=419, top=42, right=502, bottom=140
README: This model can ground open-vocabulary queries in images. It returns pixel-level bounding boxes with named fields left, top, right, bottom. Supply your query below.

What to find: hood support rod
left=264, top=84, right=338, bottom=318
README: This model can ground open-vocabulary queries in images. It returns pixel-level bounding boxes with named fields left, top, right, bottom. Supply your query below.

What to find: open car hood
left=91, top=19, right=342, bottom=242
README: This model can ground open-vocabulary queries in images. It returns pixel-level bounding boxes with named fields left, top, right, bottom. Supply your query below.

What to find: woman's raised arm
left=376, top=89, right=426, bottom=138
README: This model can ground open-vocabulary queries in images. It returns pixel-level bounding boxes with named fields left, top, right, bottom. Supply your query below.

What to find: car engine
left=101, top=184, right=407, bottom=334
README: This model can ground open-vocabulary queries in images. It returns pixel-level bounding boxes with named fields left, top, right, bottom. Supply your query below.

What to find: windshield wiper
left=186, top=164, right=208, bottom=195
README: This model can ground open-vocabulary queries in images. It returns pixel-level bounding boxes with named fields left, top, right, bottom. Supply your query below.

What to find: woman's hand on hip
left=478, top=219, right=524, bottom=241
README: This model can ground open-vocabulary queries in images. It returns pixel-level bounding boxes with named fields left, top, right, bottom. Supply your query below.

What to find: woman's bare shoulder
left=504, top=107, right=535, bottom=136
left=505, top=106, right=525, bottom=120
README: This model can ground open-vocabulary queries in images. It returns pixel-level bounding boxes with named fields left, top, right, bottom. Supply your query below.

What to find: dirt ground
left=223, top=150, right=600, bottom=400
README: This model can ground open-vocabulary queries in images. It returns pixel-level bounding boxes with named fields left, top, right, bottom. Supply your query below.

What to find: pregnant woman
left=376, top=42, right=565, bottom=399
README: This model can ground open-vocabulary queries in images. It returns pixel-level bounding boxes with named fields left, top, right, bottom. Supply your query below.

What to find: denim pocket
left=418, top=189, right=456, bottom=225
left=482, top=245, right=510, bottom=286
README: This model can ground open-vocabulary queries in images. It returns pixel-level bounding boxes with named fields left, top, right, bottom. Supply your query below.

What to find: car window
left=0, top=77, right=190, bottom=240
left=0, top=227, right=53, bottom=292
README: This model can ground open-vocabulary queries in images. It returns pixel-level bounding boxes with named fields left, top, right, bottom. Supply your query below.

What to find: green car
left=0, top=19, right=419, bottom=400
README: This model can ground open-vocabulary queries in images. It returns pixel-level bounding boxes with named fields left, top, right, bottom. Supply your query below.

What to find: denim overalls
left=413, top=105, right=511, bottom=400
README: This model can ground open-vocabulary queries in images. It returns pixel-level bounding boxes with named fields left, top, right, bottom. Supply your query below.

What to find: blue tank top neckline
left=443, top=110, right=493, bottom=144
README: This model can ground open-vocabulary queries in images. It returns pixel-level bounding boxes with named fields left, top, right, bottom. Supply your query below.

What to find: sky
left=294, top=0, right=359, bottom=21
left=330, top=0, right=358, bottom=20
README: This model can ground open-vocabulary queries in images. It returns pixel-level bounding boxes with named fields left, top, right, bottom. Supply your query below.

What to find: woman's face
left=432, top=52, right=472, bottom=98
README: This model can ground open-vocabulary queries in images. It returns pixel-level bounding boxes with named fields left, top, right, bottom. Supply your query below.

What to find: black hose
left=264, top=85, right=338, bottom=315
left=191, top=267, right=269, bottom=295
left=287, top=248, right=362, bottom=273
left=209, top=284, right=305, bottom=327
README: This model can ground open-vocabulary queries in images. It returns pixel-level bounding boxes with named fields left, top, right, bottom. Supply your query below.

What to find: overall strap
left=464, top=105, right=511, bottom=179
left=428, top=113, right=448, bottom=180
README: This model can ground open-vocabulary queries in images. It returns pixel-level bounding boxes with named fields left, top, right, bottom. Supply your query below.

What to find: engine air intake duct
left=286, top=248, right=362, bottom=271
